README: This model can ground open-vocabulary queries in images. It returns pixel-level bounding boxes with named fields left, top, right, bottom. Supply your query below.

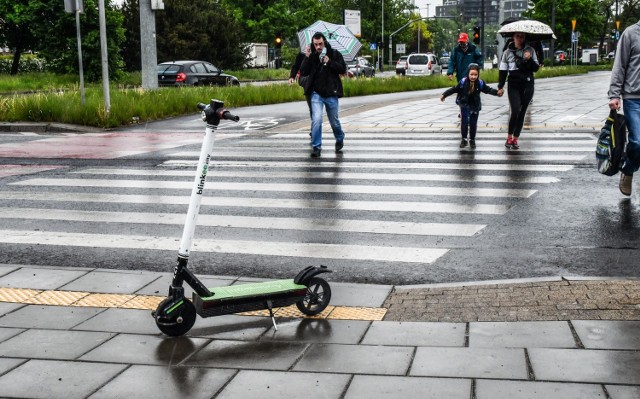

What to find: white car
left=405, top=53, right=442, bottom=76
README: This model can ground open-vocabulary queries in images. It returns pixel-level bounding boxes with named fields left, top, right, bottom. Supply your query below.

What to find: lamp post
left=381, top=0, right=384, bottom=71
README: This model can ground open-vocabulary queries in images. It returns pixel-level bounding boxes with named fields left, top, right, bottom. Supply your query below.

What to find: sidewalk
left=0, top=264, right=639, bottom=398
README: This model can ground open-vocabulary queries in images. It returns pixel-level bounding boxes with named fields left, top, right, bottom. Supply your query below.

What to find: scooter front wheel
left=154, top=297, right=197, bottom=337
left=296, top=277, right=331, bottom=316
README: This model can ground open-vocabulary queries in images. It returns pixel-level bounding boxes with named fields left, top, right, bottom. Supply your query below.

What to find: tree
left=0, top=0, right=43, bottom=74
left=527, top=0, right=604, bottom=52
left=0, top=0, right=125, bottom=80
left=154, top=0, right=247, bottom=69
left=118, top=0, right=141, bottom=72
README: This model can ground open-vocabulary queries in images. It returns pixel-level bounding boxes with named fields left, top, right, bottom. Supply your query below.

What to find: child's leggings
left=460, top=106, right=479, bottom=140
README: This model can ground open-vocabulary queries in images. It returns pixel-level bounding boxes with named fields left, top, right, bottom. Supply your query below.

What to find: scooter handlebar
left=197, top=103, right=207, bottom=111
left=220, top=110, right=240, bottom=122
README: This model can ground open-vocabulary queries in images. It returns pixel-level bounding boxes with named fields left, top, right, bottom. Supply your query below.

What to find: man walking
left=300, top=32, right=347, bottom=158
left=447, top=32, right=483, bottom=82
left=609, top=20, right=640, bottom=196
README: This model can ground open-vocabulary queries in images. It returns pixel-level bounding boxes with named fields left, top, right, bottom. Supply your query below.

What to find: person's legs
left=622, top=98, right=640, bottom=176
left=469, top=111, right=479, bottom=140
left=324, top=96, right=345, bottom=143
left=507, top=85, right=523, bottom=136
left=310, top=92, right=324, bottom=150
left=513, top=85, right=534, bottom=138
left=460, top=106, right=470, bottom=139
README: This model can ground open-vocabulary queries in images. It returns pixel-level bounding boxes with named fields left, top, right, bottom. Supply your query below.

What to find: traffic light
left=473, top=26, right=480, bottom=44
left=275, top=32, right=283, bottom=48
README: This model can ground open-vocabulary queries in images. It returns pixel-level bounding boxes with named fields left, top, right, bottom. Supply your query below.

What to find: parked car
left=157, top=60, right=240, bottom=87
left=405, top=53, right=442, bottom=76
left=440, top=56, right=450, bottom=71
left=395, top=55, right=409, bottom=75
left=347, top=57, right=376, bottom=78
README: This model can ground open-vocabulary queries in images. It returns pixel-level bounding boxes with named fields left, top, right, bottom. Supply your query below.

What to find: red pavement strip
left=0, top=165, right=68, bottom=178
left=0, top=132, right=201, bottom=159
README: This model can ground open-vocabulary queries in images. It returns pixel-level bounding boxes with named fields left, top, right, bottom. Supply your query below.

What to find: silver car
left=405, top=53, right=442, bottom=76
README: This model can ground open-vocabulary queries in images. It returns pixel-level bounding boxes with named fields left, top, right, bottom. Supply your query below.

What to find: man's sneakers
left=311, top=147, right=321, bottom=158
left=335, top=141, right=344, bottom=152
left=459, top=139, right=468, bottom=148
left=505, top=136, right=519, bottom=149
left=620, top=173, right=633, bottom=196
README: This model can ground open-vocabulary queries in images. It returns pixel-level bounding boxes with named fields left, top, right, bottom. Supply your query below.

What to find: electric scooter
left=152, top=99, right=332, bottom=337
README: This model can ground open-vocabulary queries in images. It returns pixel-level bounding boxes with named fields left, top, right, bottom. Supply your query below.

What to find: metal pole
left=98, top=0, right=110, bottom=114
left=480, top=0, right=485, bottom=56
left=74, top=1, right=85, bottom=105
left=549, top=0, right=555, bottom=66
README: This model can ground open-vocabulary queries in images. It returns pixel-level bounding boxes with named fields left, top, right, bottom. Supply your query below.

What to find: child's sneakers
left=511, top=137, right=520, bottom=149
left=469, top=140, right=476, bottom=148
left=459, top=139, right=468, bottom=148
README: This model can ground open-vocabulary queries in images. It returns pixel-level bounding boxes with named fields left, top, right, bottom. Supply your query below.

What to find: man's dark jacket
left=300, top=42, right=347, bottom=98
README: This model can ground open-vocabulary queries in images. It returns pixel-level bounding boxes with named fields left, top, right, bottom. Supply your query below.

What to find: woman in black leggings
left=497, top=32, right=540, bottom=149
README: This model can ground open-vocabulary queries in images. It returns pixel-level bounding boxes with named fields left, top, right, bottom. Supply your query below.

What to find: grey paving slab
left=606, top=385, right=640, bottom=399
left=361, top=321, right=465, bottom=347
left=0, top=265, right=18, bottom=277
left=0, top=305, right=104, bottom=329
left=260, top=318, right=370, bottom=344
left=573, top=320, right=640, bottom=350
left=0, top=329, right=114, bottom=360
left=0, top=267, right=87, bottom=290
left=188, top=314, right=272, bottom=340
left=344, top=375, right=471, bottom=399
left=0, top=357, right=25, bottom=375
left=470, top=321, right=576, bottom=348
left=89, top=364, right=236, bottom=399
left=410, top=347, right=527, bottom=379
left=135, top=273, right=234, bottom=296
left=73, top=308, right=160, bottom=335
left=476, top=379, right=606, bottom=399
left=293, top=343, right=413, bottom=375
left=329, top=282, right=393, bottom=307
left=0, top=302, right=23, bottom=316
left=529, top=348, right=640, bottom=384
left=80, top=334, right=209, bottom=366
left=184, top=340, right=307, bottom=370
left=217, top=370, right=351, bottom=399
left=0, top=326, right=24, bottom=342
left=59, top=270, right=159, bottom=294
left=0, top=359, right=127, bottom=399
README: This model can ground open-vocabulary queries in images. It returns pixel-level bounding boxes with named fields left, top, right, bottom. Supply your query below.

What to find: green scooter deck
left=193, top=279, right=308, bottom=317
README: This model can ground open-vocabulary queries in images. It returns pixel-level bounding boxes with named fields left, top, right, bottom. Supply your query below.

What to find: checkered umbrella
left=297, top=20, right=362, bottom=62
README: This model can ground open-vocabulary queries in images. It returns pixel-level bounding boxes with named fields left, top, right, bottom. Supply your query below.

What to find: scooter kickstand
left=267, top=300, right=278, bottom=331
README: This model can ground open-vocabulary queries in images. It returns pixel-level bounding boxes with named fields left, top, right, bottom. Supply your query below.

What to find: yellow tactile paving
left=73, top=293, right=136, bottom=308
left=0, top=287, right=387, bottom=321
left=25, top=290, right=89, bottom=306
left=120, top=295, right=164, bottom=310
left=0, top=287, right=41, bottom=303
left=328, top=306, right=387, bottom=321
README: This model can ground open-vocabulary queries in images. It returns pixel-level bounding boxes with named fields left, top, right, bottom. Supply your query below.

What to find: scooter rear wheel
left=296, top=277, right=331, bottom=316
left=154, top=297, right=197, bottom=337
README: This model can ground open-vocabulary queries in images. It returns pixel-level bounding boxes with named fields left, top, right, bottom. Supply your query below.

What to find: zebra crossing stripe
left=234, top=143, right=594, bottom=151
left=0, top=207, right=485, bottom=237
left=170, top=151, right=586, bottom=161
left=0, top=230, right=448, bottom=264
left=0, top=192, right=510, bottom=215
left=267, top=132, right=596, bottom=139
left=162, top=160, right=575, bottom=172
left=75, top=168, right=559, bottom=184
left=12, top=178, right=537, bottom=198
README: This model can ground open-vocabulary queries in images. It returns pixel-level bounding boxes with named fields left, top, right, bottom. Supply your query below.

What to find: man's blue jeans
left=311, top=92, right=345, bottom=149
left=622, top=98, right=640, bottom=176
